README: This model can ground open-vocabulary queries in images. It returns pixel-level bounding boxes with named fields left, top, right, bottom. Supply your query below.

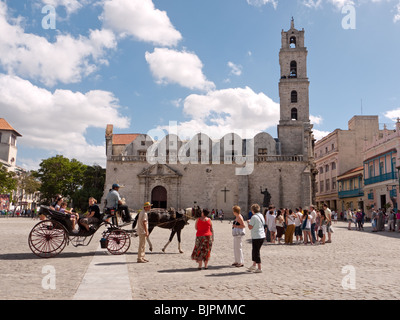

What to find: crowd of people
left=189, top=203, right=336, bottom=274
left=0, top=208, right=37, bottom=218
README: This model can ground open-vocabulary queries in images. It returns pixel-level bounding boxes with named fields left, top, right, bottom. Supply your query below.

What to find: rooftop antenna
left=361, top=98, right=363, bottom=115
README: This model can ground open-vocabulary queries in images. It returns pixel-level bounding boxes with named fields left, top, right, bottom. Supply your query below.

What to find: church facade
left=102, top=20, right=316, bottom=218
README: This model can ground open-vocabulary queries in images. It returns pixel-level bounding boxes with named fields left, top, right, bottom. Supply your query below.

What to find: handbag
left=232, top=227, right=245, bottom=236
left=301, top=215, right=308, bottom=230
left=318, top=228, right=323, bottom=238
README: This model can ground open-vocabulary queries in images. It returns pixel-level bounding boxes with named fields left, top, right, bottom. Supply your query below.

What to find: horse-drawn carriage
left=28, top=206, right=131, bottom=258
left=28, top=204, right=201, bottom=258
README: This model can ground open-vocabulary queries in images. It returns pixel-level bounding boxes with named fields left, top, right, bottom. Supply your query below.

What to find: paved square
left=1, top=217, right=400, bottom=300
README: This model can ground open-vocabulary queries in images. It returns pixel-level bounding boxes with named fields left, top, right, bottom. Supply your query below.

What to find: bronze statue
left=260, top=187, right=271, bottom=208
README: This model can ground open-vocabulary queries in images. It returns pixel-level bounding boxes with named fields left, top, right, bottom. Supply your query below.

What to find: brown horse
left=131, top=206, right=201, bottom=253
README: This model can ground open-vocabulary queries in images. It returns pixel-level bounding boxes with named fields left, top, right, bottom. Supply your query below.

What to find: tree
left=71, top=165, right=106, bottom=213
left=0, top=164, right=17, bottom=196
left=36, top=156, right=105, bottom=213
left=36, top=155, right=86, bottom=204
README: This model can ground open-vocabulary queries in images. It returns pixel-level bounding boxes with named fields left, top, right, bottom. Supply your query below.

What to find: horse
left=131, top=206, right=201, bottom=253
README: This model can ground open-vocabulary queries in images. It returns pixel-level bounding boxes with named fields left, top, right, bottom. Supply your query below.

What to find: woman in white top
left=266, top=210, right=277, bottom=244
left=247, top=204, right=266, bottom=273
left=232, top=205, right=245, bottom=267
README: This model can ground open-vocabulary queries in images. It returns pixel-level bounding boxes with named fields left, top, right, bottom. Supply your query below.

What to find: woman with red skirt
left=191, top=209, right=214, bottom=270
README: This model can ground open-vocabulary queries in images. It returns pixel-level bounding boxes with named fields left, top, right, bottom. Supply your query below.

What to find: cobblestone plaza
left=1, top=217, right=400, bottom=301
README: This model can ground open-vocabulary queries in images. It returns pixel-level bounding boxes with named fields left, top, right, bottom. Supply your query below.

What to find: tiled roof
left=0, top=118, right=22, bottom=136
left=337, top=166, right=363, bottom=180
left=112, top=134, right=139, bottom=145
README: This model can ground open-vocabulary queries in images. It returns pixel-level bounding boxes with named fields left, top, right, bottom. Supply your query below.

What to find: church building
left=103, top=19, right=316, bottom=218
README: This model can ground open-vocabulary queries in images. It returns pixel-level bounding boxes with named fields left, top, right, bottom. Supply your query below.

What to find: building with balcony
left=315, top=115, right=381, bottom=211
left=337, top=166, right=364, bottom=214
left=363, top=120, right=400, bottom=216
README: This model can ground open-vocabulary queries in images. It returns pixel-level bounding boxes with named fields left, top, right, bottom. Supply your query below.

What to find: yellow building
left=337, top=166, right=364, bottom=214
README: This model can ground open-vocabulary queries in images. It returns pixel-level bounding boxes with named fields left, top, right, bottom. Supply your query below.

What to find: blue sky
left=0, top=0, right=399, bottom=170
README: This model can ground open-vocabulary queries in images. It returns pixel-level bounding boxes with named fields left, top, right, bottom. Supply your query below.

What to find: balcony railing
left=110, top=154, right=305, bottom=163
left=364, top=171, right=398, bottom=185
left=338, top=188, right=364, bottom=199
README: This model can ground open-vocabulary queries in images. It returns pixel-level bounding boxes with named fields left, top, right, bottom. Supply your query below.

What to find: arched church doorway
left=151, top=186, right=167, bottom=209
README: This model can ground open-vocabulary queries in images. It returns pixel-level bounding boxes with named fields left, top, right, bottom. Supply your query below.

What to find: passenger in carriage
left=50, top=195, right=63, bottom=211
left=80, top=197, right=101, bottom=231
left=60, top=202, right=80, bottom=233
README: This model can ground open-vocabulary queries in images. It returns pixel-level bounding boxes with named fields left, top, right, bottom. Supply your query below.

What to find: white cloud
left=40, top=0, right=85, bottom=15
left=247, top=0, right=278, bottom=9
left=328, top=0, right=355, bottom=9
left=310, top=115, right=324, bottom=125
left=309, top=115, right=331, bottom=140
left=312, top=129, right=332, bottom=141
left=227, top=61, right=242, bottom=76
left=394, top=1, right=400, bottom=22
left=303, top=0, right=323, bottom=8
left=159, top=87, right=280, bottom=140
left=101, top=0, right=182, bottom=47
left=0, top=2, right=116, bottom=86
left=0, top=74, right=129, bottom=167
left=384, top=108, right=400, bottom=121
left=145, top=48, right=215, bottom=92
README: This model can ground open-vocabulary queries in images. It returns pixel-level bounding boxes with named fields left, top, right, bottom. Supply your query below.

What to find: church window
left=141, top=141, right=145, bottom=146
left=290, top=61, right=297, bottom=78
left=290, top=36, right=296, bottom=48
left=291, top=90, right=298, bottom=103
left=291, top=108, right=298, bottom=120
left=11, top=134, right=16, bottom=146
left=332, top=178, right=337, bottom=190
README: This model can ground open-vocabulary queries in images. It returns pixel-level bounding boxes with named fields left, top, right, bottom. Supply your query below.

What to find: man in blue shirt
left=105, top=184, right=131, bottom=223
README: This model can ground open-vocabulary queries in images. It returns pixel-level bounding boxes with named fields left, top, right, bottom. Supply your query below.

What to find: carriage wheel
left=106, top=229, right=131, bottom=255
left=28, top=220, right=67, bottom=258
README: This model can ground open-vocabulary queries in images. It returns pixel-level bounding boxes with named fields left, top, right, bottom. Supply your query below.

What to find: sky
left=0, top=0, right=400, bottom=170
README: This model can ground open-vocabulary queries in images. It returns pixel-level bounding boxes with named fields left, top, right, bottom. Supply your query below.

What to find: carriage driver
left=104, top=183, right=132, bottom=223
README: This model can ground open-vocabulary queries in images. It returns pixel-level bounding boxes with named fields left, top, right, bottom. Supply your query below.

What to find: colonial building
left=363, top=120, right=400, bottom=217
left=337, top=166, right=364, bottom=213
left=102, top=19, right=316, bottom=218
left=0, top=118, right=22, bottom=171
left=0, top=118, right=40, bottom=211
left=314, top=115, right=381, bottom=210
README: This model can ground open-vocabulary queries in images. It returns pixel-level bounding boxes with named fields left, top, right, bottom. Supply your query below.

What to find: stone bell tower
left=278, top=18, right=313, bottom=160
